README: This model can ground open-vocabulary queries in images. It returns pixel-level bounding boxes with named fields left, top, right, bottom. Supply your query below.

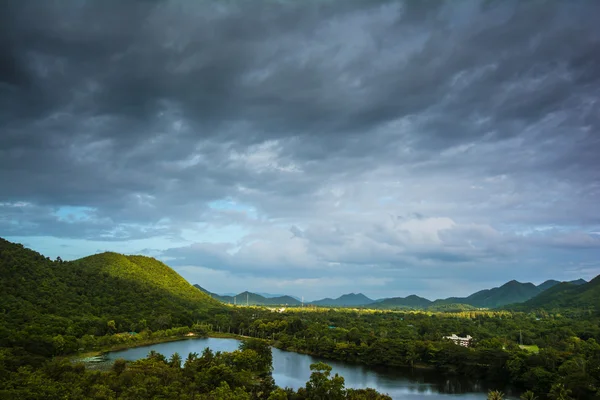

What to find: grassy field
left=519, top=344, right=540, bottom=353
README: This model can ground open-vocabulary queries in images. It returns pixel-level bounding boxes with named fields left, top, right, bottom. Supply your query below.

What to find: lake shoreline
left=68, top=331, right=246, bottom=362
left=70, top=332, right=436, bottom=373
left=270, top=342, right=437, bottom=372
left=75, top=336, right=512, bottom=399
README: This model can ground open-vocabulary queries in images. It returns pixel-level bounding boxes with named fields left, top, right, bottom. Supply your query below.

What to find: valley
left=1, top=239, right=600, bottom=399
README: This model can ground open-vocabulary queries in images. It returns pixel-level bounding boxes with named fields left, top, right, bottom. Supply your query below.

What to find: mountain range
left=194, top=285, right=302, bottom=306
left=196, top=278, right=591, bottom=309
left=1, top=234, right=598, bottom=349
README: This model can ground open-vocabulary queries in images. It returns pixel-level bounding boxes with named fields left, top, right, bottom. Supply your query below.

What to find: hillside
left=0, top=238, right=224, bottom=357
left=569, top=278, right=588, bottom=286
left=311, top=293, right=374, bottom=307
left=537, top=278, right=587, bottom=292
left=467, top=280, right=541, bottom=308
left=371, top=295, right=432, bottom=309
left=512, top=275, right=600, bottom=311
left=537, top=279, right=561, bottom=291
left=430, top=280, right=543, bottom=308
left=193, top=284, right=229, bottom=302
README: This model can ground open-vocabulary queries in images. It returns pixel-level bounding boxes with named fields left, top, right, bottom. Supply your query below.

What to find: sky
left=1, top=0, right=600, bottom=301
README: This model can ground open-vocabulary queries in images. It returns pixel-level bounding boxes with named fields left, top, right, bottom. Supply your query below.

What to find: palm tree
left=548, top=383, right=573, bottom=400
left=488, top=390, right=505, bottom=400
left=520, top=391, right=538, bottom=400
left=169, top=352, right=182, bottom=368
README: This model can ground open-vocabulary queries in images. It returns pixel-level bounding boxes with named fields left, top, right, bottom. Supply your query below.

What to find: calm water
left=100, top=337, right=511, bottom=399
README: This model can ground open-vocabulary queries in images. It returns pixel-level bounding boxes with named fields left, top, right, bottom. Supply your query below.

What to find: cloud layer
left=2, top=0, right=599, bottom=299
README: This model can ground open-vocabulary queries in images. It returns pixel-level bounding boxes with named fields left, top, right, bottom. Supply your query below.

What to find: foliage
left=2, top=238, right=600, bottom=399
left=224, top=305, right=600, bottom=398
left=520, top=391, right=538, bottom=400
left=513, top=276, right=600, bottom=313
left=305, top=362, right=345, bottom=400
left=0, top=343, right=391, bottom=399
left=487, top=390, right=504, bottom=400
left=0, top=238, right=224, bottom=359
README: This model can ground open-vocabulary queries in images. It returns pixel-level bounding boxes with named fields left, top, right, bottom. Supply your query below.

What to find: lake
left=97, top=337, right=512, bottom=399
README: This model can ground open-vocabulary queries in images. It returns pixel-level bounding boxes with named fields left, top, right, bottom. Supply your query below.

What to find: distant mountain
left=257, top=292, right=302, bottom=301
left=569, top=278, right=588, bottom=285
left=469, top=280, right=541, bottom=308
left=311, top=293, right=374, bottom=307
left=431, top=280, right=542, bottom=309
left=512, top=275, right=600, bottom=311
left=537, top=279, right=561, bottom=291
left=228, top=291, right=301, bottom=306
left=380, top=277, right=589, bottom=310
left=196, top=277, right=589, bottom=310
left=537, top=278, right=587, bottom=292
left=193, top=286, right=301, bottom=306
left=372, top=295, right=432, bottom=309
left=194, top=284, right=212, bottom=295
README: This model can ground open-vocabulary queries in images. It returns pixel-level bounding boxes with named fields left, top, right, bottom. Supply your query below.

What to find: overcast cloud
left=1, top=0, right=599, bottom=300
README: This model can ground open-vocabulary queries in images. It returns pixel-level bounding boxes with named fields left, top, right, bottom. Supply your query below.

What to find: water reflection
left=102, top=338, right=502, bottom=399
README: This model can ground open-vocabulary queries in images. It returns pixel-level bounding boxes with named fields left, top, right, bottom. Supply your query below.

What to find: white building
left=444, top=334, right=472, bottom=347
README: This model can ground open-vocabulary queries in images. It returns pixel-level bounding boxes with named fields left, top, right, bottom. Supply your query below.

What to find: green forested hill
left=536, top=279, right=562, bottom=291
left=536, top=278, right=587, bottom=291
left=430, top=280, right=543, bottom=309
left=512, top=275, right=600, bottom=311
left=0, top=238, right=224, bottom=357
left=311, top=293, right=374, bottom=307
left=371, top=294, right=432, bottom=309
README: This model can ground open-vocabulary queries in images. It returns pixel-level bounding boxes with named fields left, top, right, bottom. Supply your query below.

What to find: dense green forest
left=0, top=238, right=224, bottom=359
left=225, top=306, right=600, bottom=399
left=370, top=294, right=432, bottom=309
left=1, top=338, right=392, bottom=399
left=510, top=277, right=600, bottom=312
left=2, top=238, right=600, bottom=399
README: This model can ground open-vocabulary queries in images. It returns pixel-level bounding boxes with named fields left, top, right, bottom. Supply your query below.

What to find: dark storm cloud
left=1, top=0, right=600, bottom=297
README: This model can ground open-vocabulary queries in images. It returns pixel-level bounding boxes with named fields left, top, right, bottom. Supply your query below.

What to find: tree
left=520, top=391, right=538, bottom=400
left=169, top=352, right=182, bottom=368
left=548, top=383, right=573, bottom=400
left=305, top=362, right=345, bottom=400
left=52, top=335, right=66, bottom=355
left=208, top=381, right=251, bottom=400
left=404, top=342, right=418, bottom=368
left=268, top=388, right=289, bottom=400
left=240, top=338, right=272, bottom=373
left=346, top=388, right=393, bottom=399
left=487, top=390, right=504, bottom=400
left=154, top=314, right=172, bottom=330
left=347, top=327, right=361, bottom=345
left=112, top=358, right=127, bottom=375
left=147, top=350, right=167, bottom=363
